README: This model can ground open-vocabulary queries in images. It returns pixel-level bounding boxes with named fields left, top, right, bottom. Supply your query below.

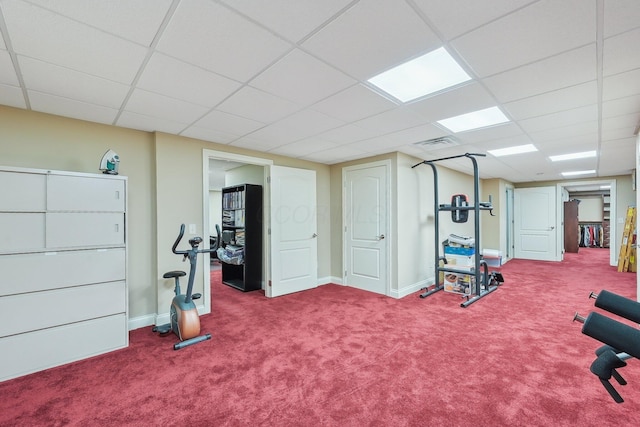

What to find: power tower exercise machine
left=412, top=152, right=503, bottom=307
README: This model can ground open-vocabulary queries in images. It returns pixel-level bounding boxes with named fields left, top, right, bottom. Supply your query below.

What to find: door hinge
left=267, top=176, right=271, bottom=183
left=268, top=228, right=271, bottom=235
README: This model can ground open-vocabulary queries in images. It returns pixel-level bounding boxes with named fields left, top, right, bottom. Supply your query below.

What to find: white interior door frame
left=202, top=149, right=273, bottom=314
left=555, top=178, right=617, bottom=266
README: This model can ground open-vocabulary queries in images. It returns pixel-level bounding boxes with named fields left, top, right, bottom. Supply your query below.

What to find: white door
left=344, top=162, right=389, bottom=295
left=514, top=186, right=558, bottom=261
left=269, top=166, right=318, bottom=297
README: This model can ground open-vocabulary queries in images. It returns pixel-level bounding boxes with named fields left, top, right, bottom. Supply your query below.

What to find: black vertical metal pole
left=470, top=154, right=481, bottom=297
left=419, top=161, right=442, bottom=298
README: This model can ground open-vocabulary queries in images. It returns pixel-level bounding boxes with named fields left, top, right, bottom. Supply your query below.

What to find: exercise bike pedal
left=192, top=293, right=202, bottom=300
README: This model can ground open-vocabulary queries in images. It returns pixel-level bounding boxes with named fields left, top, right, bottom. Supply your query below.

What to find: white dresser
left=0, top=166, right=128, bottom=382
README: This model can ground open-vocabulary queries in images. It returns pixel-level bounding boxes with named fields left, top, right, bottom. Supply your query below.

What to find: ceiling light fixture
left=600, top=185, right=611, bottom=189
left=561, top=170, right=596, bottom=176
left=437, top=106, right=510, bottom=133
left=487, top=144, right=537, bottom=157
left=367, top=47, right=471, bottom=103
left=549, top=151, right=596, bottom=162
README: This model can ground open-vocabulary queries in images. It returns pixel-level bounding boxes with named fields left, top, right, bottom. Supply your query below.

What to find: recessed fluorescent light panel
left=367, top=47, right=471, bottom=103
left=549, top=151, right=596, bottom=162
left=487, top=144, right=537, bottom=157
left=437, top=106, right=510, bottom=133
left=561, top=170, right=596, bottom=176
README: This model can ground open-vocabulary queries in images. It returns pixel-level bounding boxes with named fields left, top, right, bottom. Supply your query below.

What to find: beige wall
left=0, top=106, right=157, bottom=318
left=3, top=105, right=631, bottom=316
left=0, top=106, right=332, bottom=323
left=330, top=152, right=478, bottom=295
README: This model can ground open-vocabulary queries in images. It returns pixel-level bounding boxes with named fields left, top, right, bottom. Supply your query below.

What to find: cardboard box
left=443, top=264, right=474, bottom=296
left=446, top=254, right=474, bottom=267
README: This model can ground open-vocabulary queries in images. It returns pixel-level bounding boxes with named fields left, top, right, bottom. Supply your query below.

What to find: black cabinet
left=220, top=184, right=263, bottom=292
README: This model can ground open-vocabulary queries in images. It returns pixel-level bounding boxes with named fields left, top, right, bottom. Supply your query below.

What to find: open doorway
left=557, top=179, right=617, bottom=267
left=201, top=149, right=272, bottom=315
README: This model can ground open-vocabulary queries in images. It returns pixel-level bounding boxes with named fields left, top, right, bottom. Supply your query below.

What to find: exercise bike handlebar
left=171, top=223, right=218, bottom=255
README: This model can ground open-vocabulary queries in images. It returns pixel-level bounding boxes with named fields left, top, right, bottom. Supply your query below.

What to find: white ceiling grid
left=0, top=0, right=638, bottom=182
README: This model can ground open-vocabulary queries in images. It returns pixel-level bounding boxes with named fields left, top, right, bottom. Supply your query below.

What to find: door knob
left=312, top=233, right=317, bottom=238
left=377, top=234, right=385, bottom=240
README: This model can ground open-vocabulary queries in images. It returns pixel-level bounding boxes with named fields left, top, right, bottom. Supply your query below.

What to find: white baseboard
left=128, top=314, right=156, bottom=331
left=128, top=303, right=205, bottom=331
left=318, top=275, right=343, bottom=286
left=391, top=277, right=435, bottom=299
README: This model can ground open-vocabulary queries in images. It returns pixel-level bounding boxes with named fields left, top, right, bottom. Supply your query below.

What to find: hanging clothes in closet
left=579, top=223, right=604, bottom=247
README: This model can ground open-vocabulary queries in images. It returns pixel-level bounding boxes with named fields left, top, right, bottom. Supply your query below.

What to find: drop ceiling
left=1, top=0, right=639, bottom=182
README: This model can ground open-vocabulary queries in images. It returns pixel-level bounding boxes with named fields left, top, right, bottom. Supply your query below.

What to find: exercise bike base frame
left=173, top=333, right=212, bottom=350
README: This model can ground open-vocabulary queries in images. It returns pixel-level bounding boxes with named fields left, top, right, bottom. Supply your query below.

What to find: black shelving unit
left=412, top=153, right=499, bottom=307
left=220, top=184, right=263, bottom=292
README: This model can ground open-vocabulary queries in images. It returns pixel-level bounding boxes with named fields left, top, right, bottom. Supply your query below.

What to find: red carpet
left=1, top=248, right=639, bottom=426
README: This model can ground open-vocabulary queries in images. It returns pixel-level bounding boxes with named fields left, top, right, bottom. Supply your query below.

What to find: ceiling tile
left=217, top=86, right=301, bottom=123
left=316, top=124, right=380, bottom=144
left=180, top=126, right=239, bottom=145
left=311, top=83, right=397, bottom=122
left=482, top=45, right=596, bottom=103
left=156, top=0, right=292, bottom=82
left=243, top=109, right=344, bottom=146
left=382, top=123, right=448, bottom=145
left=28, top=91, right=117, bottom=125
left=220, top=0, right=353, bottom=43
left=302, top=0, right=440, bottom=79
left=300, top=145, right=369, bottom=164
left=250, top=49, right=355, bottom=106
left=353, top=107, right=425, bottom=134
left=137, top=53, right=241, bottom=108
left=601, top=127, right=635, bottom=142
left=124, top=89, right=209, bottom=124
left=191, top=109, right=264, bottom=137
left=602, top=94, right=640, bottom=118
left=503, top=81, right=597, bottom=121
left=346, top=135, right=409, bottom=154
left=26, top=0, right=173, bottom=46
left=603, top=0, right=640, bottom=38
left=229, top=135, right=285, bottom=152
left=0, top=83, right=26, bottom=108
left=0, top=50, right=19, bottom=86
left=528, top=122, right=599, bottom=144
left=518, top=105, right=598, bottom=134
left=603, top=68, right=640, bottom=101
left=117, top=110, right=186, bottom=134
left=454, top=122, right=524, bottom=144
left=268, top=137, right=339, bottom=158
left=451, top=0, right=596, bottom=77
left=18, top=56, right=129, bottom=108
left=603, top=27, right=640, bottom=76
left=601, top=113, right=639, bottom=134
left=412, top=0, right=533, bottom=40
left=2, top=0, right=148, bottom=83
left=409, top=82, right=497, bottom=122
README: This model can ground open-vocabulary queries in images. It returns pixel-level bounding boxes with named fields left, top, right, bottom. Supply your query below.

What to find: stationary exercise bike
left=153, top=224, right=217, bottom=350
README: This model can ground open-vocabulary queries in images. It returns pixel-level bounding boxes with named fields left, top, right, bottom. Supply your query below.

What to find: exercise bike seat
left=163, top=270, right=186, bottom=279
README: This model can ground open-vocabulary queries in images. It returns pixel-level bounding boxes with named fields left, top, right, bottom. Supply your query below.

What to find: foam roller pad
left=595, top=290, right=640, bottom=324
left=582, top=312, right=640, bottom=359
